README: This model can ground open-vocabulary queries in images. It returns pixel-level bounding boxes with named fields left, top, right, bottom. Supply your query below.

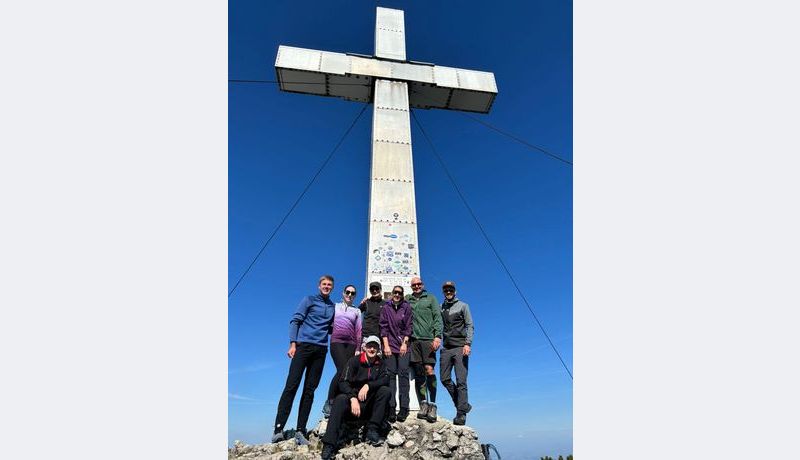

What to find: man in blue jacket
left=272, top=275, right=336, bottom=444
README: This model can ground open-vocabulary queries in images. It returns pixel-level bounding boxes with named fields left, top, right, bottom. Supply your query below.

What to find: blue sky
left=229, top=1, right=572, bottom=458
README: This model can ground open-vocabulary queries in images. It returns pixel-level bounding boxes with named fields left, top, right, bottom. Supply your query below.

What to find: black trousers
left=322, top=386, right=391, bottom=446
left=274, top=342, right=327, bottom=433
left=384, top=352, right=410, bottom=411
left=440, top=346, right=469, bottom=414
left=326, top=342, right=356, bottom=401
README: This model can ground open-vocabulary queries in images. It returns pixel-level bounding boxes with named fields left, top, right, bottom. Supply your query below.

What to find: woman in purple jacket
left=322, top=284, right=363, bottom=417
left=379, top=285, right=413, bottom=422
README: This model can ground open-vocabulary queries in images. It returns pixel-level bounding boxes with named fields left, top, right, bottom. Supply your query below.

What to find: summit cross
left=275, top=6, right=497, bottom=299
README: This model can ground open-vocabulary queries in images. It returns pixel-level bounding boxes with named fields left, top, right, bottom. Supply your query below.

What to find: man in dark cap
left=359, top=281, right=384, bottom=340
left=439, top=280, right=474, bottom=425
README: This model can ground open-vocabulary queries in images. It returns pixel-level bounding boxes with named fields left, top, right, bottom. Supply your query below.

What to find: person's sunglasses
left=370, top=287, right=380, bottom=292
left=411, top=283, right=423, bottom=287
left=392, top=291, right=403, bottom=295
left=443, top=288, right=455, bottom=293
left=344, top=290, right=356, bottom=296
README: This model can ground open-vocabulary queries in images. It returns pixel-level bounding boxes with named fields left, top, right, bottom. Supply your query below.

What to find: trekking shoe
left=453, top=413, right=467, bottom=426
left=294, top=430, right=309, bottom=446
left=366, top=427, right=383, bottom=446
left=465, top=402, right=472, bottom=414
left=388, top=410, right=397, bottom=423
left=322, top=399, right=332, bottom=418
left=416, top=401, right=429, bottom=419
left=321, top=442, right=336, bottom=460
left=425, top=403, right=437, bottom=423
left=271, top=430, right=284, bottom=443
left=397, top=408, right=410, bottom=422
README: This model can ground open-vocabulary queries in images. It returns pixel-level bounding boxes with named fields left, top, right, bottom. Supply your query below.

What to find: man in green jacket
left=405, top=276, right=442, bottom=423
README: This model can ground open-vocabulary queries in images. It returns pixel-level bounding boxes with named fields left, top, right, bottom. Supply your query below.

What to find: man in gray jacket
left=439, top=280, right=474, bottom=425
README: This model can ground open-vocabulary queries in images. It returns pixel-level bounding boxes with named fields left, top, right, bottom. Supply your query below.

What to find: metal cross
left=275, top=7, right=497, bottom=298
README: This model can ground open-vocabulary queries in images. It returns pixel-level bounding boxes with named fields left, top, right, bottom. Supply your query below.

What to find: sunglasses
left=370, top=287, right=380, bottom=292
left=443, top=288, right=455, bottom=293
left=392, top=291, right=403, bottom=295
left=344, top=290, right=356, bottom=296
left=411, top=283, right=423, bottom=287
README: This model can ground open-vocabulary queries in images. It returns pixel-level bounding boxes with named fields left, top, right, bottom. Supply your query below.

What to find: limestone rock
left=228, top=410, right=485, bottom=460
left=386, top=431, right=405, bottom=447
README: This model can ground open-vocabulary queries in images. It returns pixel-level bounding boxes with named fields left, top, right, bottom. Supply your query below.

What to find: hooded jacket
left=441, top=297, right=474, bottom=348
left=379, top=299, right=413, bottom=353
left=337, top=352, right=389, bottom=398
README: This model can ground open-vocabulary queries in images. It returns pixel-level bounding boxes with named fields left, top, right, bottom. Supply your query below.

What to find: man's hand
left=463, top=344, right=471, bottom=356
left=384, top=347, right=392, bottom=357
left=287, top=342, right=297, bottom=359
left=399, top=342, right=408, bottom=356
left=354, top=349, right=361, bottom=356
left=431, top=337, right=441, bottom=351
left=358, top=384, right=369, bottom=402
left=350, top=398, right=361, bottom=417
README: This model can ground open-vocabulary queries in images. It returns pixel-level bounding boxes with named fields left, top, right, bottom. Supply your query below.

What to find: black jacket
left=359, top=296, right=384, bottom=338
left=337, top=353, right=389, bottom=398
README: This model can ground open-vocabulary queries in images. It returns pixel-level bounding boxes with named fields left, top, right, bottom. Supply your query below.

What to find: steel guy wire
left=411, top=109, right=573, bottom=381
left=228, top=103, right=369, bottom=298
left=409, top=88, right=572, bottom=166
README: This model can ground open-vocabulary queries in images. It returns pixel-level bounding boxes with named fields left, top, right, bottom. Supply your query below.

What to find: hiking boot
left=366, top=427, right=383, bottom=446
left=453, top=413, right=467, bottom=425
left=321, top=442, right=336, bottom=460
left=465, top=402, right=472, bottom=414
left=294, top=430, right=309, bottom=446
left=388, top=409, right=397, bottom=423
left=416, top=401, right=429, bottom=419
left=322, top=399, right=332, bottom=418
left=397, top=408, right=410, bottom=422
left=270, top=430, right=284, bottom=443
left=425, top=403, right=437, bottom=423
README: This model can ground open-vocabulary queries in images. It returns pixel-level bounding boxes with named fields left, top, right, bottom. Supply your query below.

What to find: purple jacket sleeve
left=402, top=302, right=413, bottom=338
left=288, top=296, right=311, bottom=343
left=379, top=304, right=389, bottom=339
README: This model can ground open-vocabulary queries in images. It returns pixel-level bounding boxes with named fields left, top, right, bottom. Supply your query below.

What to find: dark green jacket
left=406, top=291, right=442, bottom=340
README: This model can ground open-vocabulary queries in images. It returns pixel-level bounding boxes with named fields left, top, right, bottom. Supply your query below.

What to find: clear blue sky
left=229, top=1, right=572, bottom=458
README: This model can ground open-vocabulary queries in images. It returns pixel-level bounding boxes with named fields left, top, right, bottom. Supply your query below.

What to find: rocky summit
left=229, top=413, right=485, bottom=460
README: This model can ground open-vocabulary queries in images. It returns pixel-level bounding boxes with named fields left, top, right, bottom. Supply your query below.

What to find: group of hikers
left=271, top=274, right=475, bottom=460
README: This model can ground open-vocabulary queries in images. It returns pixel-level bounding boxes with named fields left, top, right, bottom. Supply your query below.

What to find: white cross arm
left=274, top=45, right=498, bottom=114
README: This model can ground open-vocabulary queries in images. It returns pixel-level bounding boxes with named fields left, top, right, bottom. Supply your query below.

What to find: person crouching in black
left=321, top=335, right=391, bottom=460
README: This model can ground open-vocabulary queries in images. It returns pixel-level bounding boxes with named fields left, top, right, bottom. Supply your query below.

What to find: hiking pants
left=274, top=342, right=327, bottom=433
left=384, top=352, right=410, bottom=412
left=440, top=346, right=469, bottom=414
left=326, top=342, right=356, bottom=401
left=322, top=385, right=391, bottom=446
